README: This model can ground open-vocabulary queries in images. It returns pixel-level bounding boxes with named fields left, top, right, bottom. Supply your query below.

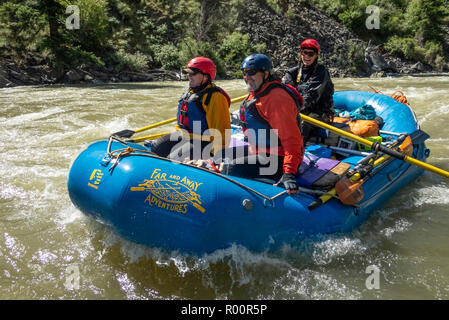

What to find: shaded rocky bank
left=239, top=0, right=442, bottom=79
left=0, top=54, right=182, bottom=88
left=0, top=47, right=439, bottom=89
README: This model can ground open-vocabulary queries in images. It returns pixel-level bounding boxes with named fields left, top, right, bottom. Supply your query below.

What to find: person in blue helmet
left=218, top=53, right=304, bottom=195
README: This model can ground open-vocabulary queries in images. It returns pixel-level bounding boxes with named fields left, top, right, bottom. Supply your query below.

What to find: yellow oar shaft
left=302, top=114, right=372, bottom=147
left=301, top=114, right=449, bottom=179
left=131, top=131, right=171, bottom=142
left=405, top=155, right=449, bottom=178
left=134, top=118, right=176, bottom=133
left=133, top=94, right=247, bottom=134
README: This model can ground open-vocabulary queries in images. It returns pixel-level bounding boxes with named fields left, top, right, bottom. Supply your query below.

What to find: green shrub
left=112, top=49, right=149, bottom=72
left=176, top=37, right=224, bottom=76
left=0, top=1, right=46, bottom=60
left=51, top=44, right=105, bottom=69
left=346, top=39, right=366, bottom=73
left=384, top=36, right=426, bottom=61
left=218, top=31, right=266, bottom=75
left=153, top=44, right=184, bottom=70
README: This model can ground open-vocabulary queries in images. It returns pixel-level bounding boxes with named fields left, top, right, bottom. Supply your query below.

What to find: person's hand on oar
left=274, top=173, right=300, bottom=195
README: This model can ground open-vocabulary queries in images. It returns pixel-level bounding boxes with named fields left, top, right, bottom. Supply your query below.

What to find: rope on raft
left=105, top=136, right=340, bottom=205
left=368, top=85, right=410, bottom=105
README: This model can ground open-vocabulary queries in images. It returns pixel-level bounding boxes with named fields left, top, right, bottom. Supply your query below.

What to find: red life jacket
left=239, top=81, right=303, bottom=152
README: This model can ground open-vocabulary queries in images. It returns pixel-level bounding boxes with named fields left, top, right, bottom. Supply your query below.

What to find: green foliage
left=60, top=45, right=106, bottom=68
left=218, top=32, right=267, bottom=74
left=384, top=36, right=426, bottom=61
left=0, top=1, right=47, bottom=59
left=72, top=0, right=110, bottom=52
left=109, top=49, right=149, bottom=72
left=1, top=0, right=448, bottom=75
left=405, top=0, right=449, bottom=44
left=337, top=4, right=365, bottom=31
left=309, top=0, right=449, bottom=67
left=346, top=39, right=367, bottom=73
left=153, top=44, right=185, bottom=70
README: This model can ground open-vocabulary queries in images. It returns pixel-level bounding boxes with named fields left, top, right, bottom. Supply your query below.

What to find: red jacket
left=245, top=80, right=304, bottom=174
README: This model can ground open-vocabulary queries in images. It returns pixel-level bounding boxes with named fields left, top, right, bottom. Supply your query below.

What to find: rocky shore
left=0, top=53, right=182, bottom=88
left=1, top=1, right=446, bottom=88
left=240, top=0, right=439, bottom=79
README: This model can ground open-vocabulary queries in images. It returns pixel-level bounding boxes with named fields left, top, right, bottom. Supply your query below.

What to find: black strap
left=188, top=87, right=221, bottom=114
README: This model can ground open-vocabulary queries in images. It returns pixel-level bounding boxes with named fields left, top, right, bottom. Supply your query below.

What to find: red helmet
left=185, top=57, right=217, bottom=80
left=300, top=39, right=320, bottom=54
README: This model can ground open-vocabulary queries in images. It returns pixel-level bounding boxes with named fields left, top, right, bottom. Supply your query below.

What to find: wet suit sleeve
left=282, top=72, right=295, bottom=86
left=202, top=91, right=231, bottom=151
left=282, top=66, right=298, bottom=87
left=301, top=66, right=332, bottom=113
left=257, top=88, right=304, bottom=175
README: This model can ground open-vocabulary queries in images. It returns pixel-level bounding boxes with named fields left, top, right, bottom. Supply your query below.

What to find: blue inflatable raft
left=67, top=91, right=430, bottom=254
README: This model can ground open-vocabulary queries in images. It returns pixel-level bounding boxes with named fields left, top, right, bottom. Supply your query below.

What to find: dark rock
left=365, top=41, right=391, bottom=72
left=65, top=70, right=83, bottom=82
left=90, top=70, right=109, bottom=80
left=0, top=65, right=12, bottom=87
left=411, top=62, right=432, bottom=72
left=370, top=71, right=388, bottom=78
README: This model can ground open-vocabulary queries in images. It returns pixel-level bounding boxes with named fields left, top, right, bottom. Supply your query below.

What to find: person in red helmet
left=150, top=57, right=231, bottom=160
left=283, top=39, right=335, bottom=145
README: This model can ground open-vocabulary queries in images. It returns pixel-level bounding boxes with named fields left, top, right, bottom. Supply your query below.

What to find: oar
left=128, top=131, right=171, bottom=143
left=111, top=119, right=177, bottom=139
left=301, top=114, right=449, bottom=179
left=112, top=94, right=248, bottom=138
left=308, top=133, right=417, bottom=210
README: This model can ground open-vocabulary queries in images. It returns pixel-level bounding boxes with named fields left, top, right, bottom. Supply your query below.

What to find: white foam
left=412, top=185, right=449, bottom=207
left=2, top=106, right=66, bottom=127
left=272, top=268, right=362, bottom=299
left=311, top=237, right=367, bottom=265
left=380, top=218, right=412, bottom=238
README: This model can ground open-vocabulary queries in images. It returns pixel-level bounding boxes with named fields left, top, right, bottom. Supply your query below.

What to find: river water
left=1, top=76, right=449, bottom=300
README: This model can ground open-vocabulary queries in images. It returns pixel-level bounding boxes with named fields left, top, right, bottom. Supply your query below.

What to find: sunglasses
left=242, top=69, right=259, bottom=76
left=301, top=50, right=316, bottom=57
left=183, top=68, right=202, bottom=76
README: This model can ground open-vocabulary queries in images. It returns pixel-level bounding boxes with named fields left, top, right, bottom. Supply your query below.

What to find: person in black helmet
left=283, top=39, right=335, bottom=145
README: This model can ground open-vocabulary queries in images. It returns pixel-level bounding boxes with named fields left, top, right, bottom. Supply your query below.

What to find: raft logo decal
left=88, top=169, right=103, bottom=189
left=130, top=168, right=205, bottom=214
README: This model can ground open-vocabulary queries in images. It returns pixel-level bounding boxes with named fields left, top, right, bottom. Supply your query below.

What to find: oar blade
left=111, top=129, right=135, bottom=138
left=335, top=178, right=364, bottom=205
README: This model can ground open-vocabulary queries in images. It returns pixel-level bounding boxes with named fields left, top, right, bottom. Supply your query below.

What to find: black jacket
left=283, top=62, right=334, bottom=118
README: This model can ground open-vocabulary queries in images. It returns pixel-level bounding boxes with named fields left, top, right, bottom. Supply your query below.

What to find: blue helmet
left=240, top=54, right=272, bottom=71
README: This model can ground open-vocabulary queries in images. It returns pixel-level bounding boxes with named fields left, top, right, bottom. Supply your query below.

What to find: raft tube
left=67, top=91, right=429, bottom=254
